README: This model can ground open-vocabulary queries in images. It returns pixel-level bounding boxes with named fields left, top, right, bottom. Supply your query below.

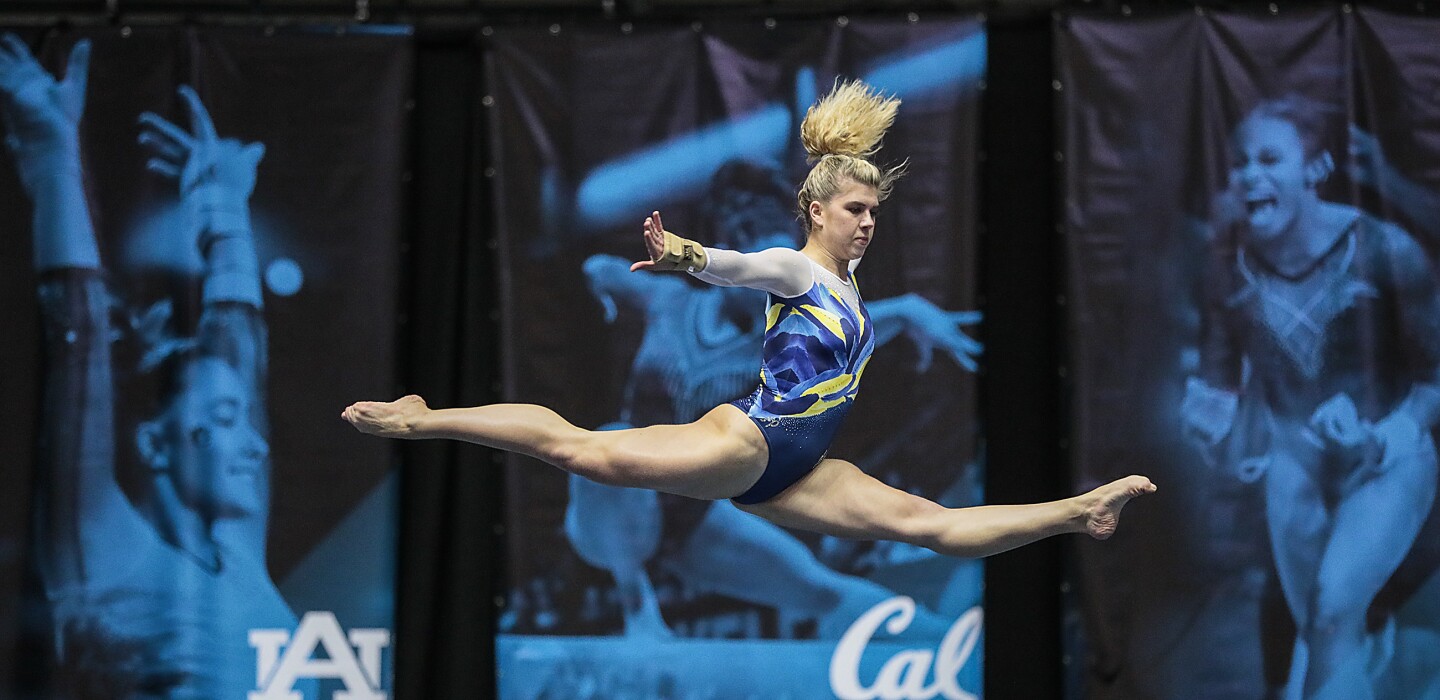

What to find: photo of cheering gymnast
left=344, top=80, right=1156, bottom=559
left=1183, top=95, right=1440, bottom=700
left=0, top=35, right=312, bottom=698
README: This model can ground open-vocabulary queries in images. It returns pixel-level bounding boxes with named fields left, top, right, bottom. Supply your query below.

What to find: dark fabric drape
left=980, top=16, right=1068, bottom=700
left=394, top=32, right=503, bottom=700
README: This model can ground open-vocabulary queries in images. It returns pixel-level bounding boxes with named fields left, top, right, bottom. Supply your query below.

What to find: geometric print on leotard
left=731, top=262, right=875, bottom=504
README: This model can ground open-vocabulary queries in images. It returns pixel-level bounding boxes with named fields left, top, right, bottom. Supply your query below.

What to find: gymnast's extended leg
left=736, top=458, right=1155, bottom=559
left=342, top=395, right=766, bottom=500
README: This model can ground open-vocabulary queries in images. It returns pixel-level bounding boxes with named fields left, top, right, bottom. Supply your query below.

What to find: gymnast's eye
left=210, top=398, right=240, bottom=427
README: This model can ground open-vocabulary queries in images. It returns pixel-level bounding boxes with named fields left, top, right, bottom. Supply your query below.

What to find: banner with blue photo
left=487, top=17, right=986, bottom=699
left=1060, top=7, right=1440, bottom=699
left=0, top=26, right=409, bottom=699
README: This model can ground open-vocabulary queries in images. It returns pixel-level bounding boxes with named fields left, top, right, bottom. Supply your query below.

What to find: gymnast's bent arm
left=1383, top=225, right=1440, bottom=436
left=1181, top=228, right=1245, bottom=452
left=1349, top=125, right=1440, bottom=246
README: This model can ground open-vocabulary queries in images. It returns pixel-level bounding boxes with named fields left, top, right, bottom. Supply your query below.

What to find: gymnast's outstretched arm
left=689, top=246, right=814, bottom=298
left=1, top=35, right=151, bottom=593
left=630, top=210, right=814, bottom=298
left=0, top=35, right=97, bottom=269
left=867, top=293, right=983, bottom=372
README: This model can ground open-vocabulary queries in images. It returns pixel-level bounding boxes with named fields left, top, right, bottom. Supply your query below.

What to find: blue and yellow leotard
left=730, top=263, right=874, bottom=504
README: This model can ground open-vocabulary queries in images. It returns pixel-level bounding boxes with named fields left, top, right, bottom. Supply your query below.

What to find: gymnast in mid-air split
left=343, top=79, right=1156, bottom=558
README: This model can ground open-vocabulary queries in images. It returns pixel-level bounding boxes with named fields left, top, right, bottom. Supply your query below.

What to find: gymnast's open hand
left=343, top=395, right=430, bottom=438
left=0, top=35, right=89, bottom=195
left=629, top=210, right=667, bottom=272
left=138, top=86, right=265, bottom=205
left=1307, top=393, right=1378, bottom=467
left=0, top=34, right=88, bottom=148
left=1347, top=124, right=1392, bottom=193
left=894, top=295, right=983, bottom=372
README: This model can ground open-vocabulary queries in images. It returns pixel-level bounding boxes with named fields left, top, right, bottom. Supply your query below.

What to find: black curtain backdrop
left=395, top=31, right=504, bottom=700
left=982, top=16, right=1066, bottom=700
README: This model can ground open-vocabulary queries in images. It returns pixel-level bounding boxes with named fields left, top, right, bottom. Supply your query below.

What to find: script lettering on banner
left=249, top=611, right=391, bottom=700
left=830, top=597, right=982, bottom=700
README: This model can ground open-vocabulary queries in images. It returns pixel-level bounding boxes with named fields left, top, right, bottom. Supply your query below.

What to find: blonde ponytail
left=796, top=80, right=906, bottom=231
left=800, top=80, right=899, bottom=161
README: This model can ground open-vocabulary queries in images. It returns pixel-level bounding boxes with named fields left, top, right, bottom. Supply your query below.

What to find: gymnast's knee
left=1304, top=591, right=1366, bottom=646
left=549, top=436, right=633, bottom=487
left=890, top=498, right=948, bottom=548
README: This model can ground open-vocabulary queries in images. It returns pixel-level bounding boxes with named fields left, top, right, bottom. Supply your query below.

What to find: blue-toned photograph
left=1061, top=7, right=1440, bottom=700
left=0, top=28, right=407, bottom=699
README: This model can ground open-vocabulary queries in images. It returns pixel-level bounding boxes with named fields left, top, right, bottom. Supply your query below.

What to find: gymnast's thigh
left=734, top=458, right=941, bottom=543
left=591, top=403, right=769, bottom=500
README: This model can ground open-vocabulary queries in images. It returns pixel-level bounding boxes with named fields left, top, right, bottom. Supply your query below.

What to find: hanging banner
left=488, top=17, right=986, bottom=699
left=1060, top=7, right=1440, bottom=699
left=0, top=27, right=409, bottom=699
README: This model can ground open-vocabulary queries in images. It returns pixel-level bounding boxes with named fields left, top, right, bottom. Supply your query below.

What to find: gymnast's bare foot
left=342, top=394, right=430, bottom=438
left=1076, top=475, right=1156, bottom=540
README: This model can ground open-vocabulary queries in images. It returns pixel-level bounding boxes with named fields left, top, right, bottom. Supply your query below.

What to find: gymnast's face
left=809, top=179, right=879, bottom=261
left=142, top=358, right=268, bottom=519
left=1229, top=115, right=1319, bottom=245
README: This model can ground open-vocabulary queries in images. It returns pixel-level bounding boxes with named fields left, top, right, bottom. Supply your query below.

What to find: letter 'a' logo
left=249, top=611, right=390, bottom=700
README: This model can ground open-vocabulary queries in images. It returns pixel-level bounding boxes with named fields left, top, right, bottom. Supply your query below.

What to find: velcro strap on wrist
left=654, top=231, right=708, bottom=272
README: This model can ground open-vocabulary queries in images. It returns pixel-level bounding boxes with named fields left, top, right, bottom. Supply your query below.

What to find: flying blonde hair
left=797, top=79, right=906, bottom=231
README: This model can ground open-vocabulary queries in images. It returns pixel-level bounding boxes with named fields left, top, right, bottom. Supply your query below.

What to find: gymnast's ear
left=136, top=420, right=170, bottom=472
left=809, top=199, right=826, bottom=229
left=1306, top=151, right=1335, bottom=188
